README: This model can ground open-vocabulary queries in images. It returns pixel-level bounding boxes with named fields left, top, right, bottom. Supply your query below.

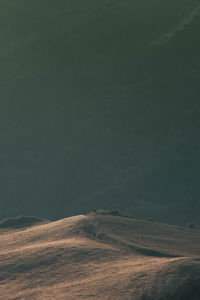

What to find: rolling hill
left=0, top=212, right=200, bottom=299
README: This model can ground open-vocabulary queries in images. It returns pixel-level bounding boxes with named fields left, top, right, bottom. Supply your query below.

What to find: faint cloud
left=155, top=6, right=200, bottom=45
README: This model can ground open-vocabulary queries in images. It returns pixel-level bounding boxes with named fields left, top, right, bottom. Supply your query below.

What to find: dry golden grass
left=0, top=213, right=200, bottom=299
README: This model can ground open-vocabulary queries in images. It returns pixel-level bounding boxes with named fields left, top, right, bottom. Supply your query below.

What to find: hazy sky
left=0, top=0, right=200, bottom=225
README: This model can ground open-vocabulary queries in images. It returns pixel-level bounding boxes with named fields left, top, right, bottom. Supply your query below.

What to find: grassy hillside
left=0, top=0, right=200, bottom=224
left=0, top=212, right=200, bottom=299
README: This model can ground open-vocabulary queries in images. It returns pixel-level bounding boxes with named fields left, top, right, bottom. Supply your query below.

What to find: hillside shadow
left=0, top=215, right=47, bottom=229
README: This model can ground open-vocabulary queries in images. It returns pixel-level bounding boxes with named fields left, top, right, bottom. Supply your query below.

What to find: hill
left=0, top=212, right=200, bottom=299
left=0, top=215, right=47, bottom=229
left=0, top=1, right=200, bottom=224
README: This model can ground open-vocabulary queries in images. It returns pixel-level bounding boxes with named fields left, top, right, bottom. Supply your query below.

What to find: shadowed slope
left=0, top=213, right=199, bottom=299
left=0, top=215, right=48, bottom=229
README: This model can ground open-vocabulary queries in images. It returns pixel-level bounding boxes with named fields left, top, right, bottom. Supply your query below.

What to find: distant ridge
left=0, top=215, right=48, bottom=229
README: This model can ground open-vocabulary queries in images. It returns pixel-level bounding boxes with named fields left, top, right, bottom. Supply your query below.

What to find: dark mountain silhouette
left=0, top=0, right=200, bottom=224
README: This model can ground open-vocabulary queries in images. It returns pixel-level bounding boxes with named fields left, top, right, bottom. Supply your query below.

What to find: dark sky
left=0, top=0, right=200, bottom=224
